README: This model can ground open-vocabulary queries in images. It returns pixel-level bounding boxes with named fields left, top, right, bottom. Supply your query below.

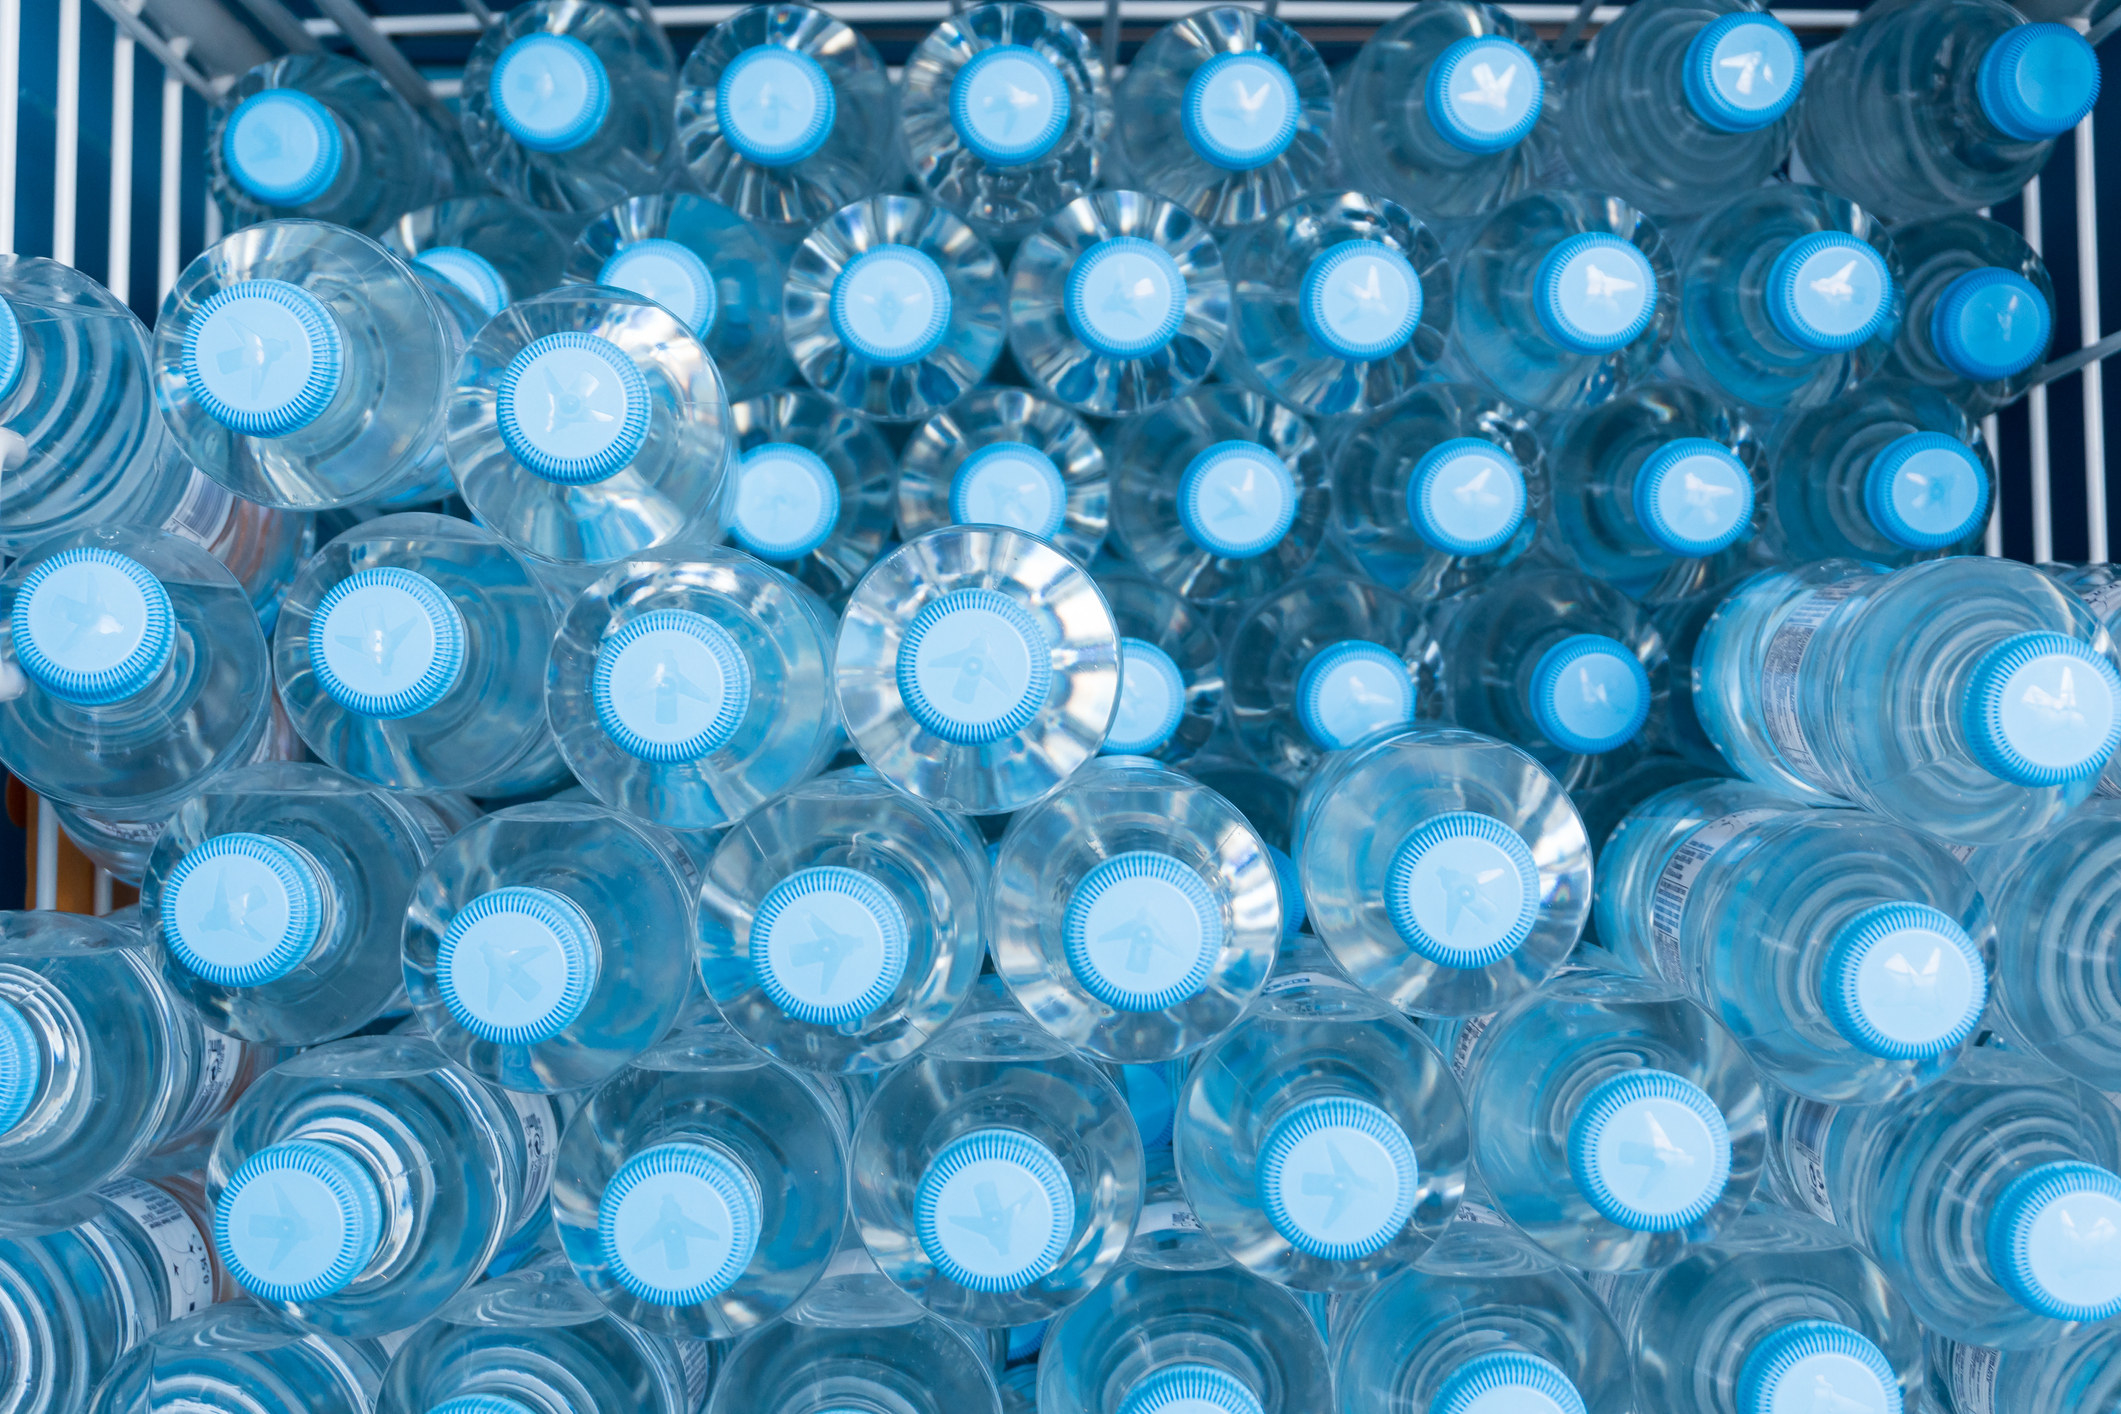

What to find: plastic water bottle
left=1794, top=7, right=2101, bottom=220
left=152, top=220, right=458, bottom=511
left=899, top=3, right=1112, bottom=244
left=139, top=760, right=470, bottom=1047
left=0, top=527, right=272, bottom=817
left=1671, top=185, right=1901, bottom=411
left=550, top=1023, right=846, bottom=1341
left=1462, top=967, right=1767, bottom=1272
left=708, top=1304, right=1001, bottom=1414
left=1591, top=775, right=1786, bottom=953
left=1090, top=572, right=1220, bottom=763
left=1110, top=7, right=1336, bottom=230
left=1038, top=1258, right=1333, bottom=1413
left=897, top=387, right=1111, bottom=564
left=446, top=285, right=737, bottom=566
left=1930, top=1329, right=2121, bottom=1414
left=1545, top=381, right=1764, bottom=598
left=1295, top=725, right=1593, bottom=1018
left=1881, top=212, right=2057, bottom=415
left=547, top=544, right=840, bottom=832
left=383, top=195, right=570, bottom=321
left=1555, top=0, right=1807, bottom=218
left=783, top=195, right=1006, bottom=423
left=161, top=467, right=316, bottom=627
left=2047, top=562, right=2121, bottom=796
left=1006, top=190, right=1231, bottom=419
left=1449, top=188, right=1677, bottom=411
left=848, top=977, right=1142, bottom=1325
left=566, top=192, right=793, bottom=402
left=88, top=1305, right=385, bottom=1414
left=1777, top=1047, right=2121, bottom=1349
left=1108, top=386, right=1330, bottom=606
left=725, top=389, right=894, bottom=602
left=695, top=771, right=989, bottom=1073
left=673, top=2, right=898, bottom=237
left=211, top=55, right=456, bottom=236
left=461, top=0, right=677, bottom=214
left=834, top=525, right=1120, bottom=815
left=1691, top=555, right=2121, bottom=843
left=1336, top=2, right=1554, bottom=225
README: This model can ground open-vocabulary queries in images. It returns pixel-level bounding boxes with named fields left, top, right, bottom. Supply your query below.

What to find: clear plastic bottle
left=1107, top=386, right=1330, bottom=606
left=2046, top=560, right=2121, bottom=798
left=783, top=195, right=1006, bottom=423
left=1881, top=212, right=2056, bottom=415
left=1931, top=1327, right=2121, bottom=1414
left=140, top=760, right=470, bottom=1047
left=725, top=389, right=894, bottom=602
left=210, top=54, right=456, bottom=237
left=161, top=468, right=316, bottom=629
left=673, top=2, right=899, bottom=238
left=708, top=1305, right=1001, bottom=1414
left=834, top=525, right=1120, bottom=815
left=898, top=387, right=1110, bottom=564
left=1109, top=7, right=1336, bottom=231
left=1794, top=6, right=2101, bottom=220
left=548, top=545, right=840, bottom=832
left=1462, top=967, right=1767, bottom=1272
left=382, top=195, right=570, bottom=320
left=460, top=0, right=677, bottom=214
left=1090, top=572, right=1220, bottom=763
left=899, top=3, right=1112, bottom=245
left=695, top=772, right=989, bottom=1073
left=565, top=192, right=792, bottom=402
left=1296, top=726, right=1592, bottom=1019
left=1006, top=190, right=1231, bottom=419
left=273, top=512, right=568, bottom=797
left=1554, top=0, right=1807, bottom=218
left=1591, top=776, right=1790, bottom=964
left=445, top=285, right=737, bottom=566
left=88, top=1305, right=385, bottom=1414
left=1692, top=556, right=2121, bottom=843
left=1336, top=2, right=1554, bottom=225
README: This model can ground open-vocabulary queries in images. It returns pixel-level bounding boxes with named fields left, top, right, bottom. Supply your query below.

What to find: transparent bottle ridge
left=1881, top=211, right=2057, bottom=415
left=2050, top=560, right=2121, bottom=799
left=707, top=1302, right=1002, bottom=1414
left=724, top=388, right=895, bottom=602
left=896, top=385, right=1111, bottom=565
left=382, top=194, right=570, bottom=321
left=1091, top=571, right=1221, bottom=763
left=87, top=1304, right=386, bottom=1414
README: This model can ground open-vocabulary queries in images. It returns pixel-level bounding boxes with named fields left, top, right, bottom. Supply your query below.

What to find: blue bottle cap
left=1407, top=438, right=1526, bottom=557
left=1256, top=1096, right=1418, bottom=1261
left=0, top=1000, right=42, bottom=1137
left=1988, top=1160, right=2121, bottom=1320
left=1528, top=634, right=1651, bottom=755
left=1431, top=1352, right=1589, bottom=1414
left=214, top=1139, right=384, bottom=1304
left=1567, top=1069, right=1732, bottom=1232
left=1117, top=1366, right=1264, bottom=1414
left=1177, top=442, right=1299, bottom=560
left=950, top=441, right=1068, bottom=539
left=598, top=1142, right=761, bottom=1306
left=161, top=833, right=326, bottom=988
left=1063, top=851, right=1224, bottom=1013
left=1766, top=232, right=1894, bottom=354
left=430, top=1399, right=541, bottom=1414
left=1932, top=268, right=2051, bottom=382
left=1066, top=237, right=1189, bottom=360
left=490, top=33, right=611, bottom=153
left=951, top=44, right=1071, bottom=167
left=9, top=548, right=175, bottom=706
left=1736, top=1322, right=1901, bottom=1414
left=592, top=608, right=752, bottom=763
left=1535, top=234, right=1658, bottom=355
left=436, top=885, right=601, bottom=1046
left=1820, top=902, right=1987, bottom=1061
left=895, top=586, right=1053, bottom=745
left=1862, top=432, right=1990, bottom=550
left=414, top=247, right=511, bottom=319
left=222, top=89, right=343, bottom=206
left=915, top=1128, right=1076, bottom=1292
left=750, top=865, right=909, bottom=1027
left=181, top=279, right=343, bottom=437
left=1632, top=439, right=1755, bottom=557
left=0, top=297, right=20, bottom=402
left=600, top=239, right=718, bottom=337
left=495, top=331, right=652, bottom=485
left=830, top=246, right=953, bottom=367
left=1384, top=810, right=1541, bottom=969
left=716, top=44, right=835, bottom=167
left=308, top=566, right=467, bottom=720
left=1962, top=631, right=2121, bottom=788
left=731, top=443, right=842, bottom=560
left=1426, top=36, right=1543, bottom=154
left=1268, top=843, right=1305, bottom=940
left=1105, top=636, right=1188, bottom=756
left=1182, top=52, right=1300, bottom=171
left=1301, top=241, right=1423, bottom=363
left=1682, top=13, right=1804, bottom=133
left=1295, top=640, right=1416, bottom=752
left=1978, top=23, right=2100, bottom=142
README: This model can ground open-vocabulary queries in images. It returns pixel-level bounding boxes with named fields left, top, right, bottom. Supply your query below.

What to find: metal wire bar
left=2081, top=117, right=2108, bottom=563
left=108, top=29, right=134, bottom=304
left=54, top=0, right=80, bottom=268
left=85, top=0, right=219, bottom=98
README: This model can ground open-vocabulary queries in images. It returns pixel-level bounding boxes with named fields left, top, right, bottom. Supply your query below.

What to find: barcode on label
left=1947, top=1341, right=2001, bottom=1414
left=96, top=1177, right=215, bottom=1320
left=1134, top=1200, right=1205, bottom=1238
left=1785, top=1098, right=1839, bottom=1223
left=171, top=1027, right=248, bottom=1140
left=1647, top=809, right=1784, bottom=983
left=163, top=470, right=237, bottom=548
left=1759, top=580, right=1863, bottom=794
left=676, top=1338, right=716, bottom=1405
left=1450, top=1013, right=1493, bottom=1084
left=1260, top=971, right=1360, bottom=997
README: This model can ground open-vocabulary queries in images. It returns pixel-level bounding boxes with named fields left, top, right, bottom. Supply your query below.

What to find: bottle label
left=1648, top=809, right=1785, bottom=983
left=170, top=1026, right=251, bottom=1140
left=1260, top=971, right=1361, bottom=997
left=676, top=1338, right=716, bottom=1406
left=95, top=1176, right=215, bottom=1320
left=94, top=814, right=169, bottom=846
left=1450, top=1013, right=1494, bottom=1084
left=1758, top=580, right=1864, bottom=795
left=163, top=470, right=237, bottom=550
left=2080, top=581, right=2121, bottom=620
left=1783, top=1097, right=1839, bottom=1223
left=1451, top=1199, right=1510, bottom=1228
left=1946, top=1341, right=2001, bottom=1414
left=501, top=1088, right=560, bottom=1228
left=1134, top=1200, right=1205, bottom=1238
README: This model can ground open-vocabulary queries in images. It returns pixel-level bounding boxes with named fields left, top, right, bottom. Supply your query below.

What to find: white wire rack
left=1, top=0, right=2107, bottom=914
